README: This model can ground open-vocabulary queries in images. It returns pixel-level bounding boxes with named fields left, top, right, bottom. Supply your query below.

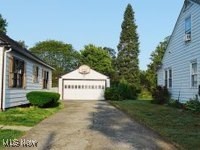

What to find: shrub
left=168, top=99, right=184, bottom=109
left=105, top=87, right=121, bottom=101
left=152, top=86, right=170, bottom=104
left=185, top=99, right=200, bottom=113
left=118, top=79, right=137, bottom=100
left=26, top=91, right=60, bottom=108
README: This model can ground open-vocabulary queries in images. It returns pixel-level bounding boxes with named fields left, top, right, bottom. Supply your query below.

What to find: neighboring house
left=157, top=0, right=200, bottom=102
left=59, top=65, right=110, bottom=100
left=0, top=33, right=54, bottom=110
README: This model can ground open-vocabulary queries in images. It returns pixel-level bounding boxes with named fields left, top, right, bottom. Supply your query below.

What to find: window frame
left=12, top=57, right=25, bottom=88
left=169, top=69, right=172, bottom=88
left=164, top=68, right=172, bottom=88
left=191, top=62, right=198, bottom=88
left=33, top=65, right=39, bottom=83
left=42, top=70, right=49, bottom=89
left=164, top=70, right=168, bottom=87
left=185, top=16, right=191, bottom=34
left=185, top=15, right=192, bottom=42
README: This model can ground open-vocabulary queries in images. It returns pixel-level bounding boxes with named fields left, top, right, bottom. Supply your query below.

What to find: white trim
left=2, top=48, right=12, bottom=111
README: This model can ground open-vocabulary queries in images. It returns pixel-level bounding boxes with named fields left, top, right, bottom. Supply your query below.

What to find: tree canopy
left=0, top=14, right=8, bottom=33
left=30, top=40, right=80, bottom=86
left=146, top=37, right=169, bottom=91
left=117, top=4, right=140, bottom=90
left=80, top=44, right=113, bottom=76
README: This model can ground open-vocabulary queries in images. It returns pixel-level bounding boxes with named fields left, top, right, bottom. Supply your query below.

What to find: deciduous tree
left=80, top=44, right=113, bottom=76
left=146, top=37, right=169, bottom=91
left=30, top=40, right=80, bottom=86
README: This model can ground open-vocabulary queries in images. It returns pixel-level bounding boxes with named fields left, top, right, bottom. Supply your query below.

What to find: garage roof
left=61, top=66, right=109, bottom=80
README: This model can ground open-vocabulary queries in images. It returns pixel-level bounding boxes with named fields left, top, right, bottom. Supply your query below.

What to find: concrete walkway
left=7, top=101, right=176, bottom=150
left=0, top=125, right=32, bottom=131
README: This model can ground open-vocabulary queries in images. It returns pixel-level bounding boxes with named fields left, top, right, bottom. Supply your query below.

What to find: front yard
left=0, top=103, right=63, bottom=149
left=110, top=100, right=200, bottom=150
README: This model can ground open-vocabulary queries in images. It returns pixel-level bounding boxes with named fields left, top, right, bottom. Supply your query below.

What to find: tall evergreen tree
left=117, top=4, right=140, bottom=90
left=0, top=14, right=8, bottom=33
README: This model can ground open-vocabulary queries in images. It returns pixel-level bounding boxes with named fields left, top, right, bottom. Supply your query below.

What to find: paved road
left=7, top=101, right=176, bottom=150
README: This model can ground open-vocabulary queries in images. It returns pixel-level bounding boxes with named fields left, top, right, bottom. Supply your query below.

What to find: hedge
left=26, top=91, right=60, bottom=107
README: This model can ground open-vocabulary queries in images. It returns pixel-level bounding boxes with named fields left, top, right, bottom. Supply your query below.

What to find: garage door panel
left=63, top=80, right=105, bottom=100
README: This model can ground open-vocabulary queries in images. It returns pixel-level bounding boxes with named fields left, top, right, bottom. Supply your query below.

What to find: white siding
left=0, top=47, right=4, bottom=109
left=158, top=2, right=200, bottom=102
left=5, top=51, right=53, bottom=108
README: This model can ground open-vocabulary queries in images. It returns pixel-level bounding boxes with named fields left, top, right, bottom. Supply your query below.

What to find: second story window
left=185, top=16, right=191, bottom=42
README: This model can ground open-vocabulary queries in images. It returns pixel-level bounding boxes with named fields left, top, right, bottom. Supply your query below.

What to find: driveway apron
left=7, top=101, right=176, bottom=150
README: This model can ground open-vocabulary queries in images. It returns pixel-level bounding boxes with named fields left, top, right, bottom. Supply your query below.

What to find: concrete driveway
left=9, top=101, right=176, bottom=150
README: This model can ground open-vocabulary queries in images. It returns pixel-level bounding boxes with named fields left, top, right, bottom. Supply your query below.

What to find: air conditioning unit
left=185, top=34, right=191, bottom=42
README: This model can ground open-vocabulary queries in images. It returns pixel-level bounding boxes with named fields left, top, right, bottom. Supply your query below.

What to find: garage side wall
left=59, top=78, right=63, bottom=100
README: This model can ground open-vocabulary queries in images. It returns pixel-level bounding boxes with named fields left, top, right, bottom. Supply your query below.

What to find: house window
left=185, top=16, right=191, bottom=41
left=164, top=70, right=168, bottom=87
left=169, top=69, right=172, bottom=88
left=164, top=69, right=172, bottom=88
left=43, top=70, right=49, bottom=89
left=191, top=62, right=197, bottom=88
left=33, top=65, right=39, bottom=83
left=10, top=57, right=25, bottom=88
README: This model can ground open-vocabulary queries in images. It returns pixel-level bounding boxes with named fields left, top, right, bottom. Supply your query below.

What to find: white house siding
left=158, top=2, right=200, bottom=102
left=4, top=51, right=52, bottom=108
left=0, top=47, right=4, bottom=108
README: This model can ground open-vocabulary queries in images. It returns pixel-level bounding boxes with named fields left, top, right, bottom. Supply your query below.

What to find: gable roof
left=0, top=32, right=54, bottom=70
left=61, top=66, right=109, bottom=80
left=159, top=0, right=200, bottom=69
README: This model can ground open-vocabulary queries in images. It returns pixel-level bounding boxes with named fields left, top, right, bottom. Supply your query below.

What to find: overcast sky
left=0, top=0, right=183, bottom=70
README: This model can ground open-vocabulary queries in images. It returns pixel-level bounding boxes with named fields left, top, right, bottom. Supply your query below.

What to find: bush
left=152, top=86, right=170, bottom=104
left=105, top=87, right=121, bottom=101
left=26, top=91, right=60, bottom=108
left=185, top=99, right=200, bottom=113
left=118, top=79, right=137, bottom=100
left=168, top=99, right=184, bottom=109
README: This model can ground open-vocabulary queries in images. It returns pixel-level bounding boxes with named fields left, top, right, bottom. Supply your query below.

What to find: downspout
left=1, top=47, right=12, bottom=111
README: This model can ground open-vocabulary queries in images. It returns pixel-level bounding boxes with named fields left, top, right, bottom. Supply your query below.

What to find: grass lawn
left=0, top=129, right=24, bottom=149
left=0, top=102, right=63, bottom=127
left=110, top=100, right=200, bottom=150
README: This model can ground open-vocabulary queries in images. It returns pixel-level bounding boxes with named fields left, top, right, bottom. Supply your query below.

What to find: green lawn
left=110, top=100, right=200, bottom=150
left=0, top=129, right=24, bottom=149
left=0, top=102, right=63, bottom=127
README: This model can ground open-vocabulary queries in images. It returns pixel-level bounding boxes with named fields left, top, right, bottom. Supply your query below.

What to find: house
left=59, top=65, right=110, bottom=100
left=157, top=0, right=200, bottom=102
left=0, top=32, right=54, bottom=110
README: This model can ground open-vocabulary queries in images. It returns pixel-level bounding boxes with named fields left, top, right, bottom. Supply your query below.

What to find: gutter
left=1, top=47, right=12, bottom=111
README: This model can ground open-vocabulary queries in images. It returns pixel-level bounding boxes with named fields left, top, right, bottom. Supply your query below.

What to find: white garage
left=59, top=65, right=110, bottom=100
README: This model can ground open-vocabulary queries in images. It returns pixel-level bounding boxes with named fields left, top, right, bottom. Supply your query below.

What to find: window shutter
left=8, top=57, right=14, bottom=87
left=23, top=62, right=26, bottom=89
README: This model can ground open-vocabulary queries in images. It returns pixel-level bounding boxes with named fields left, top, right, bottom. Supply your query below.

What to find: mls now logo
left=3, top=139, right=38, bottom=147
